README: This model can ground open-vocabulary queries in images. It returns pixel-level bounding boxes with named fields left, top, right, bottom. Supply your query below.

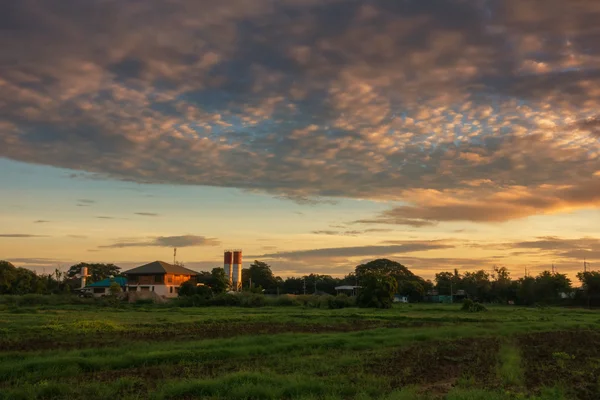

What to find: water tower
left=224, top=249, right=242, bottom=291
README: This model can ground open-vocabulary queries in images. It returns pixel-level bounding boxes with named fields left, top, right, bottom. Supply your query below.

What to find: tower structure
left=224, top=251, right=233, bottom=286
left=232, top=250, right=242, bottom=291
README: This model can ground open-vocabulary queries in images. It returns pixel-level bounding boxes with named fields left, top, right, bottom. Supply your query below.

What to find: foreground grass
left=0, top=302, right=599, bottom=399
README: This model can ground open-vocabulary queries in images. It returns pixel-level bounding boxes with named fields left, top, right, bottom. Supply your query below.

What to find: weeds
left=461, top=299, right=488, bottom=313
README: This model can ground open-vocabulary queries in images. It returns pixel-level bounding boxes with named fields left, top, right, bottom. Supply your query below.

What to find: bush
left=461, top=299, right=487, bottom=312
left=210, top=293, right=241, bottom=306
left=329, top=293, right=355, bottom=309
left=172, top=294, right=209, bottom=307
left=273, top=295, right=300, bottom=307
left=295, top=295, right=321, bottom=308
left=238, top=293, right=267, bottom=307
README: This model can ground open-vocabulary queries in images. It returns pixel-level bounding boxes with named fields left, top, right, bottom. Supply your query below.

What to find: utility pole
left=303, top=278, right=306, bottom=295
left=584, top=258, right=589, bottom=273
left=173, top=248, right=177, bottom=265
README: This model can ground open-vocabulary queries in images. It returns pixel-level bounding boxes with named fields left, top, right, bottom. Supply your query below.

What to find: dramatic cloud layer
left=1, top=0, right=600, bottom=224
left=0, top=234, right=48, bottom=238
left=254, top=240, right=453, bottom=259
left=100, top=235, right=220, bottom=248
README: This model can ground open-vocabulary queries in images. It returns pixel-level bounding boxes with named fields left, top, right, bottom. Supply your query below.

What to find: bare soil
left=518, top=329, right=600, bottom=400
left=368, top=337, right=501, bottom=393
left=0, top=320, right=435, bottom=352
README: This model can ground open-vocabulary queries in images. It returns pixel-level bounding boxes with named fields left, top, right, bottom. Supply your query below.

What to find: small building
left=80, top=277, right=127, bottom=297
left=122, top=261, right=198, bottom=298
left=394, top=295, right=409, bottom=303
left=335, top=285, right=361, bottom=296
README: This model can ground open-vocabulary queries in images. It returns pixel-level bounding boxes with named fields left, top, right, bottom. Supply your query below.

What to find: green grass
left=0, top=302, right=599, bottom=399
left=497, top=342, right=524, bottom=387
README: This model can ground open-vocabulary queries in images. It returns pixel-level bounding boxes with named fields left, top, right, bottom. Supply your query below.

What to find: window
left=154, top=275, right=162, bottom=283
left=170, top=286, right=173, bottom=294
left=93, top=288, right=105, bottom=294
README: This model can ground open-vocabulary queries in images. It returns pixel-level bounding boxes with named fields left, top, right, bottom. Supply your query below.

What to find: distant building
left=122, top=261, right=198, bottom=298
left=80, top=277, right=127, bottom=297
left=394, top=295, right=409, bottom=303
left=335, top=285, right=361, bottom=296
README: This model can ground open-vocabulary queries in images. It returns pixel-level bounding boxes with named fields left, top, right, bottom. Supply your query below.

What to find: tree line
left=1, top=259, right=599, bottom=307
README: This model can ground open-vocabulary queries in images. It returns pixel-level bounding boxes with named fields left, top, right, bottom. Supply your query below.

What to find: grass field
left=1, top=302, right=599, bottom=399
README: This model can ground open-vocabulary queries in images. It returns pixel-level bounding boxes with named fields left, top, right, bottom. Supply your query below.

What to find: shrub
left=238, top=293, right=267, bottom=307
left=273, top=295, right=300, bottom=307
left=173, top=294, right=210, bottom=307
left=295, top=295, right=321, bottom=308
left=210, top=293, right=241, bottom=306
left=329, top=293, right=355, bottom=309
left=461, top=299, right=487, bottom=312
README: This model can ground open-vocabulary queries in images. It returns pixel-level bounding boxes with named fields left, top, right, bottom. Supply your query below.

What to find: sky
left=1, top=0, right=600, bottom=281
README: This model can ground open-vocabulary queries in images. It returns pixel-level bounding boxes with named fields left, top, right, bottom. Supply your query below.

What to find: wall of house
left=126, top=284, right=181, bottom=298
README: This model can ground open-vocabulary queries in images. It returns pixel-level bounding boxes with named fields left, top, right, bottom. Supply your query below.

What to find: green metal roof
left=86, top=277, right=127, bottom=288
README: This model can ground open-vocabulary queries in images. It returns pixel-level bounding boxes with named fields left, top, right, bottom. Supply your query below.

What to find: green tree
left=491, top=266, right=514, bottom=303
left=282, top=277, right=304, bottom=294
left=247, top=261, right=277, bottom=290
left=356, top=259, right=414, bottom=281
left=534, top=271, right=571, bottom=303
left=517, top=276, right=537, bottom=305
left=435, top=271, right=456, bottom=296
left=109, top=281, right=122, bottom=296
left=0, top=261, right=50, bottom=295
left=67, top=263, right=121, bottom=283
left=0, top=261, right=17, bottom=294
left=357, top=259, right=428, bottom=300
left=462, top=270, right=492, bottom=302
left=398, top=279, right=425, bottom=301
left=577, top=271, right=600, bottom=307
left=210, top=267, right=229, bottom=294
left=356, top=272, right=398, bottom=309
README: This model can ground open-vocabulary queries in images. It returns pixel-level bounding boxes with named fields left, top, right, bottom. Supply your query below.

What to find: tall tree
left=462, top=270, right=492, bottom=302
left=577, top=271, right=600, bottom=307
left=247, top=261, right=277, bottom=290
left=534, top=271, right=571, bottom=303
left=210, top=267, right=229, bottom=294
left=67, top=263, right=121, bottom=283
left=0, top=261, right=17, bottom=294
left=283, top=277, right=304, bottom=294
left=356, top=272, right=398, bottom=309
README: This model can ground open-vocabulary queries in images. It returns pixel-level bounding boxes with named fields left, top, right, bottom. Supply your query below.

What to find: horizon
left=1, top=0, right=599, bottom=283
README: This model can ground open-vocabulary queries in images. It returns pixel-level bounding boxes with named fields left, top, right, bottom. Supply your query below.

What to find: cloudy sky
left=1, top=0, right=599, bottom=280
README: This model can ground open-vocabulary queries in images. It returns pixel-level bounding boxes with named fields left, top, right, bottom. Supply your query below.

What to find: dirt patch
left=0, top=320, right=435, bottom=352
left=367, top=337, right=500, bottom=393
left=518, top=330, right=600, bottom=400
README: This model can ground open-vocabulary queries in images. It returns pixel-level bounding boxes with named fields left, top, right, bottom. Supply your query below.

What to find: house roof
left=335, top=285, right=362, bottom=290
left=122, top=261, right=199, bottom=276
left=86, top=277, right=127, bottom=288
